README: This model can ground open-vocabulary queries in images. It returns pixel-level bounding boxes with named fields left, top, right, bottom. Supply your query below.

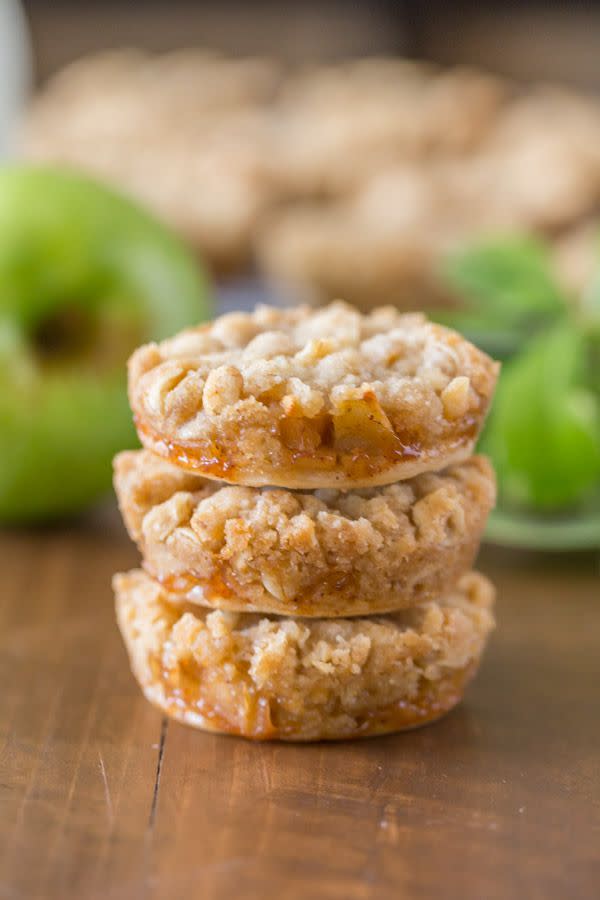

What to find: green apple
left=0, top=164, right=210, bottom=522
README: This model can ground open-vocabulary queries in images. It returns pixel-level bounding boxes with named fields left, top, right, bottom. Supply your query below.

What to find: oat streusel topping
left=129, top=301, right=499, bottom=488
left=114, top=450, right=495, bottom=616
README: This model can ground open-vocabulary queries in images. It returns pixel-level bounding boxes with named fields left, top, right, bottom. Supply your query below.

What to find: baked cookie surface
left=115, top=569, right=495, bottom=741
left=129, top=302, right=499, bottom=489
left=114, top=450, right=495, bottom=617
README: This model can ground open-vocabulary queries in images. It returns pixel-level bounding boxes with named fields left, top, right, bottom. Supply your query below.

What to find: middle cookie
left=114, top=450, right=495, bottom=617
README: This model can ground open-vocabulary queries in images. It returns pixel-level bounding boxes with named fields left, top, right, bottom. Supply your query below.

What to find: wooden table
left=1, top=508, right=598, bottom=899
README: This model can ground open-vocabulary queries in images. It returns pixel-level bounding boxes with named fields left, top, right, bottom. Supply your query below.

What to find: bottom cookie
left=114, top=569, right=495, bottom=742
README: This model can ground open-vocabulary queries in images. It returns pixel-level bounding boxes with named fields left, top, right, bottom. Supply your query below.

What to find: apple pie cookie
left=114, top=450, right=495, bottom=617
left=115, top=568, right=495, bottom=741
left=129, top=302, right=499, bottom=489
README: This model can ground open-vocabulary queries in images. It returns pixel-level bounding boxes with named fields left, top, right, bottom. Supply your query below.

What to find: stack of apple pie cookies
left=114, top=301, right=499, bottom=741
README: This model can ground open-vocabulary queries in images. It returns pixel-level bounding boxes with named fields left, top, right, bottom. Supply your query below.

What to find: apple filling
left=137, top=381, right=481, bottom=484
left=152, top=653, right=276, bottom=739
left=148, top=566, right=356, bottom=612
left=276, top=392, right=479, bottom=478
left=150, top=648, right=475, bottom=740
left=345, top=661, right=476, bottom=737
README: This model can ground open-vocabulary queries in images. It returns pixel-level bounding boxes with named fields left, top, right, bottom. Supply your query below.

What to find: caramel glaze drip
left=150, top=654, right=477, bottom=741
left=148, top=565, right=358, bottom=616
left=136, top=418, right=236, bottom=480
left=150, top=654, right=277, bottom=739
left=351, top=661, right=478, bottom=737
left=135, top=413, right=479, bottom=482
left=145, top=541, right=478, bottom=618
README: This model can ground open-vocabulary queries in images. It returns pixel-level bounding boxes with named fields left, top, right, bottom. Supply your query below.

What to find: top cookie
left=129, top=301, right=499, bottom=489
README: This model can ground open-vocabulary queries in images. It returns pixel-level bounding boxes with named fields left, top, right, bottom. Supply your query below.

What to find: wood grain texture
left=1, top=507, right=599, bottom=900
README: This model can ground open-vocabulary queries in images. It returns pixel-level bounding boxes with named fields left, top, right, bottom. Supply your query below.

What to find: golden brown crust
left=114, top=569, right=495, bottom=741
left=129, top=302, right=499, bottom=489
left=114, top=450, right=495, bottom=617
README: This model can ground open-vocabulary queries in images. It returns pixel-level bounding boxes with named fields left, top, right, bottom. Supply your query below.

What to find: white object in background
left=0, top=0, right=31, bottom=158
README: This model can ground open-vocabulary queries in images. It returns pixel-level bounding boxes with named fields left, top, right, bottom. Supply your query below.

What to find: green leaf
left=485, top=506, right=600, bottom=550
left=481, top=323, right=600, bottom=510
left=432, top=309, right=525, bottom=360
left=445, top=235, right=566, bottom=318
left=580, top=261, right=600, bottom=337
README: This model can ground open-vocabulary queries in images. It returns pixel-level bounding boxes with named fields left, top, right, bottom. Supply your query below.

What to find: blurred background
left=1, top=0, right=599, bottom=546
left=21, top=1, right=600, bottom=86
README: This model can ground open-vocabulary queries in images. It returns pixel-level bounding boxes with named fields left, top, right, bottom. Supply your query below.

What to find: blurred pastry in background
left=552, top=221, right=600, bottom=296
left=486, top=84, right=600, bottom=164
left=264, top=58, right=432, bottom=198
left=25, top=111, right=275, bottom=273
left=257, top=166, right=445, bottom=309
left=477, top=87, right=600, bottom=232
left=257, top=83, right=600, bottom=311
left=266, top=61, right=507, bottom=198
left=257, top=161, right=516, bottom=310
left=21, top=50, right=280, bottom=272
left=107, top=113, right=275, bottom=273
left=420, top=67, right=510, bottom=153
left=23, top=49, right=281, bottom=137
left=20, top=50, right=600, bottom=307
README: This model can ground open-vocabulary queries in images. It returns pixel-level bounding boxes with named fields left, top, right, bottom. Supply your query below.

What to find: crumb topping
left=129, top=302, right=498, bottom=487
left=114, top=450, right=495, bottom=614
